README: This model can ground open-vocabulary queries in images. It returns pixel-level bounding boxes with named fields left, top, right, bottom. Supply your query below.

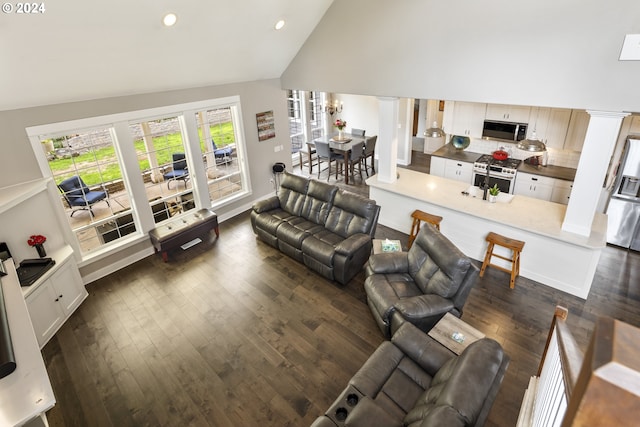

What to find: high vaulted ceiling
left=0, top=0, right=334, bottom=111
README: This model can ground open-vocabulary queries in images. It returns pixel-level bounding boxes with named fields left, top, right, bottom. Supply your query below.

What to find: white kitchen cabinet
left=486, top=104, right=531, bottom=123
left=563, top=110, right=590, bottom=152
left=514, top=172, right=554, bottom=201
left=528, top=108, right=572, bottom=150
left=443, top=101, right=486, bottom=138
left=429, top=156, right=446, bottom=177
left=550, top=179, right=573, bottom=205
left=430, top=157, right=473, bottom=184
left=423, top=136, right=445, bottom=154
left=25, top=253, right=87, bottom=348
left=444, top=160, right=473, bottom=183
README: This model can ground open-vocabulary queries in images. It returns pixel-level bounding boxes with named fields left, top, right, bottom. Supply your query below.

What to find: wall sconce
left=325, top=100, right=343, bottom=116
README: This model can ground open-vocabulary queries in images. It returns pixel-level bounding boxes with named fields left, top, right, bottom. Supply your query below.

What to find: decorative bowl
left=450, top=135, right=471, bottom=150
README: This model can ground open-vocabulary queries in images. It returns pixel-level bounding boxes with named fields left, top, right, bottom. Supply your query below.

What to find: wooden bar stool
left=408, top=210, right=443, bottom=248
left=480, top=232, right=525, bottom=289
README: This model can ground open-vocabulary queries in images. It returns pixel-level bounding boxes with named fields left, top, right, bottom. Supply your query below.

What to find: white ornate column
left=376, top=97, right=399, bottom=183
left=562, top=111, right=629, bottom=236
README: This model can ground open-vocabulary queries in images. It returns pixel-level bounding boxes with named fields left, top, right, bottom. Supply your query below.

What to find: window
left=40, top=126, right=135, bottom=253
left=27, top=96, right=249, bottom=259
left=194, top=107, right=246, bottom=202
left=288, top=90, right=327, bottom=161
left=288, top=90, right=304, bottom=154
left=130, top=116, right=195, bottom=223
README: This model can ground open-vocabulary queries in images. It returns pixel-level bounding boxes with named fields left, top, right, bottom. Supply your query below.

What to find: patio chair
left=163, top=153, right=189, bottom=189
left=58, top=175, right=110, bottom=217
left=212, top=139, right=234, bottom=164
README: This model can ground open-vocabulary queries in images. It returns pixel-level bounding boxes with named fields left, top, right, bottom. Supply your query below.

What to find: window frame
left=26, top=96, right=250, bottom=263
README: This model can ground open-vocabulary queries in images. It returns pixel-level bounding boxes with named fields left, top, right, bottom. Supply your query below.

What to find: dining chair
left=347, top=142, right=365, bottom=182
left=362, top=135, right=377, bottom=176
left=299, top=142, right=317, bottom=173
left=315, top=141, right=341, bottom=181
left=351, top=128, right=366, bottom=137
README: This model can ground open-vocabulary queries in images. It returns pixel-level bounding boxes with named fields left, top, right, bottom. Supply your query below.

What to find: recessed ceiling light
left=275, top=20, right=285, bottom=30
left=163, top=13, right=177, bottom=27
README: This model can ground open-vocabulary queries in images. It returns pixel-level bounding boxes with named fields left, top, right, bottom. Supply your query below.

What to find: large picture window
left=28, top=97, right=249, bottom=258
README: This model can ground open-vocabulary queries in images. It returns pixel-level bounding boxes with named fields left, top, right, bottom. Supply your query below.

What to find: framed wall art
left=256, top=110, right=276, bottom=141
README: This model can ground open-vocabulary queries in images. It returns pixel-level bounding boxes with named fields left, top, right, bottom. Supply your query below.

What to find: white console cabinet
left=23, top=246, right=87, bottom=349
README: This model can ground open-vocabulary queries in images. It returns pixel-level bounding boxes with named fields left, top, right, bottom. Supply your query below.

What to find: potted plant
left=488, top=184, right=500, bottom=203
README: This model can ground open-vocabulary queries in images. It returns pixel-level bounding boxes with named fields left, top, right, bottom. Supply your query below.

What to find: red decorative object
left=28, top=234, right=47, bottom=257
left=27, top=234, right=46, bottom=247
left=492, top=150, right=509, bottom=161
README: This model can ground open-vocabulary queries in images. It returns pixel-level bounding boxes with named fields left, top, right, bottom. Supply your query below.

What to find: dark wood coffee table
left=149, top=208, right=219, bottom=262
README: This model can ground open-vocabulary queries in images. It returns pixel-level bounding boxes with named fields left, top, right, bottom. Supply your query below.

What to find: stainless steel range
left=472, top=154, right=521, bottom=194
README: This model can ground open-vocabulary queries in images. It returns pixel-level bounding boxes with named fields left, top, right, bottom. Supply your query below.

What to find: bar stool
left=408, top=210, right=443, bottom=248
left=479, top=232, right=525, bottom=289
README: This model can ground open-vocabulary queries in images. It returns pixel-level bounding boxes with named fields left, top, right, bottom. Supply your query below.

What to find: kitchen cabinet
left=528, top=108, right=572, bottom=150
left=25, top=253, right=87, bottom=348
left=550, top=179, right=573, bottom=205
left=514, top=172, right=554, bottom=201
left=486, top=104, right=531, bottom=123
left=563, top=110, right=590, bottom=152
left=443, top=101, right=486, bottom=138
left=430, top=156, right=473, bottom=184
left=423, top=136, right=445, bottom=154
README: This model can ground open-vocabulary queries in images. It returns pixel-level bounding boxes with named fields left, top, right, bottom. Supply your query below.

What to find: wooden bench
left=149, top=208, right=219, bottom=262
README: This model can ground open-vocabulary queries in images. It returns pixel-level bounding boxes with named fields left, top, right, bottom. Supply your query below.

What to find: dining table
left=307, top=133, right=371, bottom=185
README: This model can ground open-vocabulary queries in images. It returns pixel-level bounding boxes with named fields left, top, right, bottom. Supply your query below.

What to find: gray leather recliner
left=311, top=321, right=509, bottom=427
left=364, top=224, right=479, bottom=338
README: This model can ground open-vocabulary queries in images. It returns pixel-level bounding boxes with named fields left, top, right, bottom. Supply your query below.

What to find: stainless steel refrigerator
left=606, top=137, right=640, bottom=250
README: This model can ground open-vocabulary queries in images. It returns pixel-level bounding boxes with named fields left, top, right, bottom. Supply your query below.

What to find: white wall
left=282, top=0, right=640, bottom=114
left=333, top=94, right=413, bottom=165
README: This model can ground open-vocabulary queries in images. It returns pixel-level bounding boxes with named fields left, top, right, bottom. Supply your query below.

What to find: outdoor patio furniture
left=212, top=139, right=233, bottom=164
left=58, top=175, right=110, bottom=217
left=163, top=153, right=189, bottom=189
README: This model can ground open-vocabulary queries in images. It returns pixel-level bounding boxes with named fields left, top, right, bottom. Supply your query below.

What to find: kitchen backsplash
left=464, top=138, right=580, bottom=169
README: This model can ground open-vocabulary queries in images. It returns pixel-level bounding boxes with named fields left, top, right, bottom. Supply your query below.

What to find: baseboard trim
left=82, top=246, right=154, bottom=285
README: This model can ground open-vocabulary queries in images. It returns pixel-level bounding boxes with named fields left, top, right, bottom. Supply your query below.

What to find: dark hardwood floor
left=42, top=152, right=640, bottom=427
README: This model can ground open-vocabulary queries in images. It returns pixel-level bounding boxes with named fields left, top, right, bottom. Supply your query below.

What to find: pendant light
left=424, top=121, right=445, bottom=138
left=517, top=107, right=547, bottom=152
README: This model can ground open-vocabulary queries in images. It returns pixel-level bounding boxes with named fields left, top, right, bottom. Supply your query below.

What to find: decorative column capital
left=585, top=110, right=630, bottom=120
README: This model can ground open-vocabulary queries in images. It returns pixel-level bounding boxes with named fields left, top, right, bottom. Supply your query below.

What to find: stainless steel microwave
left=482, top=120, right=527, bottom=142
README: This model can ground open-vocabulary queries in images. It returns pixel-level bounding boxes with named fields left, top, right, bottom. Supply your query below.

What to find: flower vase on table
left=334, top=119, right=347, bottom=141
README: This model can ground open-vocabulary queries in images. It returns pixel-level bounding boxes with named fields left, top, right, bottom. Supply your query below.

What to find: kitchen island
left=367, top=169, right=606, bottom=298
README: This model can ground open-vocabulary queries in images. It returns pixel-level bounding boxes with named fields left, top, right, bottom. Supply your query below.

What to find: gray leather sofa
left=251, top=172, right=380, bottom=285
left=365, top=224, right=479, bottom=339
left=311, top=322, right=509, bottom=427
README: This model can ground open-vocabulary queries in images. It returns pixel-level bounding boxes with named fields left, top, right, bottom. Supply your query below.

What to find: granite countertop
left=432, top=144, right=578, bottom=182
left=431, top=144, right=482, bottom=163
left=517, top=163, right=577, bottom=182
